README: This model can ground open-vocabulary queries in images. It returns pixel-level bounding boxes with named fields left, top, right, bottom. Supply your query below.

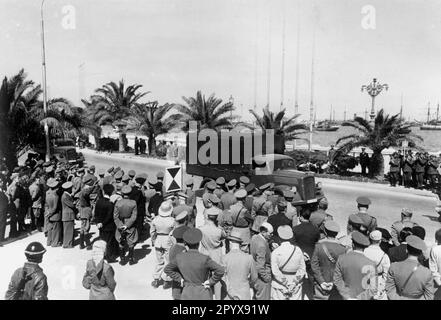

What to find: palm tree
left=336, top=109, right=422, bottom=178
left=247, top=108, right=308, bottom=153
left=174, top=91, right=236, bottom=131
left=125, top=101, right=177, bottom=156
left=87, top=80, right=148, bottom=151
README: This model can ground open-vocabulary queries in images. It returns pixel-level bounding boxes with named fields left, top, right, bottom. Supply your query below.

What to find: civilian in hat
left=389, top=227, right=414, bottom=263
left=164, top=228, right=225, bottom=300
left=78, top=176, right=95, bottom=250
left=94, top=184, right=118, bottom=262
left=292, top=207, right=321, bottom=299
left=151, top=201, right=175, bottom=289
left=199, top=197, right=226, bottom=300
left=82, top=240, right=116, bottom=300
left=220, top=180, right=237, bottom=210
left=311, top=220, right=346, bottom=300
left=61, top=181, right=77, bottom=248
left=168, top=225, right=189, bottom=300
left=239, top=176, right=250, bottom=189
left=45, top=179, right=62, bottom=247
left=250, top=187, right=273, bottom=235
left=130, top=173, right=148, bottom=239
left=333, top=231, right=377, bottom=300
left=364, top=230, right=391, bottom=300
left=114, top=186, right=138, bottom=265
left=354, top=196, right=377, bottom=233
left=390, top=208, right=419, bottom=247
left=267, top=200, right=292, bottom=245
left=5, top=242, right=48, bottom=300
left=386, top=235, right=434, bottom=300
left=250, top=222, right=273, bottom=300
left=429, top=228, right=441, bottom=299
left=270, top=225, right=305, bottom=300
left=230, top=189, right=253, bottom=245
left=222, top=230, right=258, bottom=300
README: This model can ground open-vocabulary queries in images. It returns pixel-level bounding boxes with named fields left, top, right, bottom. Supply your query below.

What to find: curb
left=0, top=230, right=40, bottom=247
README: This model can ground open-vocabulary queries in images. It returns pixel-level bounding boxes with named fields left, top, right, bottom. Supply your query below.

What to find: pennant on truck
left=165, top=166, right=182, bottom=193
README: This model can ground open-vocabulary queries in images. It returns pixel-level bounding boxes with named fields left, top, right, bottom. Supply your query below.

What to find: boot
left=163, top=281, right=172, bottom=290
left=79, top=234, right=85, bottom=249
left=85, top=235, right=92, bottom=250
left=128, top=247, right=137, bottom=265
left=151, top=279, right=164, bottom=288
left=119, top=247, right=127, bottom=266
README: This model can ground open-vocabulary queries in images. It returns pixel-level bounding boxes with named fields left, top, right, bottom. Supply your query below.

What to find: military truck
left=185, top=131, right=318, bottom=203
left=36, top=139, right=85, bottom=166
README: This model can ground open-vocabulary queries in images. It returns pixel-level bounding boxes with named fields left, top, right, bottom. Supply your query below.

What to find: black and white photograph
left=1, top=0, right=441, bottom=303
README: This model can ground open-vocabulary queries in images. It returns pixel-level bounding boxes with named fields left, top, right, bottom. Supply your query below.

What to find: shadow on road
left=134, top=244, right=152, bottom=261
left=422, top=214, right=440, bottom=223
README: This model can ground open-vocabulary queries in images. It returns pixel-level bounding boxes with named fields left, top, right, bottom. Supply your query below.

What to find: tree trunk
left=370, top=150, right=384, bottom=179
left=94, top=134, right=101, bottom=150
left=148, top=134, right=156, bottom=156
left=118, top=133, right=125, bottom=152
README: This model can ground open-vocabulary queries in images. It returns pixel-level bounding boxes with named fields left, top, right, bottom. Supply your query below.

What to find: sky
left=1, top=0, right=441, bottom=122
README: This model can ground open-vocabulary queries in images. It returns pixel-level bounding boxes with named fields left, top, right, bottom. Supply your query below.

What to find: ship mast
left=280, top=0, right=286, bottom=111
left=294, top=3, right=300, bottom=115
left=427, top=102, right=431, bottom=123
left=308, top=18, right=316, bottom=151
left=400, top=93, right=403, bottom=122
left=266, top=7, right=272, bottom=110
left=437, top=102, right=440, bottom=123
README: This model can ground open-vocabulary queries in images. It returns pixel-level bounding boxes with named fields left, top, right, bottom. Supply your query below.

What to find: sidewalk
left=78, top=148, right=175, bottom=166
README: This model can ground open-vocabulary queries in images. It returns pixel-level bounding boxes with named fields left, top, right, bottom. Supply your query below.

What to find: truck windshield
left=274, top=159, right=296, bottom=170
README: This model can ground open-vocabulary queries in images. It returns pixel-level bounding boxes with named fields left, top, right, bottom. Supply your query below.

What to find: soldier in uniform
left=364, top=230, right=391, bottom=300
left=203, top=181, right=216, bottom=207
left=230, top=189, right=253, bottom=244
left=214, top=177, right=226, bottom=199
left=61, top=181, right=77, bottom=248
left=114, top=186, right=138, bottom=265
left=114, top=170, right=124, bottom=195
left=164, top=228, right=225, bottom=300
left=5, top=242, right=48, bottom=300
left=79, top=176, right=94, bottom=250
left=45, top=178, right=62, bottom=247
left=220, top=179, right=237, bottom=210
left=184, top=178, right=196, bottom=208
left=250, top=183, right=273, bottom=235
left=427, top=155, right=439, bottom=190
left=271, top=225, right=306, bottom=300
left=72, top=167, right=84, bottom=201
left=168, top=225, right=189, bottom=300
left=402, top=152, right=415, bottom=188
left=386, top=235, right=434, bottom=300
left=156, top=171, right=165, bottom=194
left=29, top=175, right=43, bottom=232
left=359, top=148, right=370, bottom=176
left=311, top=221, right=346, bottom=300
left=353, top=196, right=377, bottom=233
left=148, top=177, right=163, bottom=217
left=390, top=208, right=418, bottom=247
left=250, top=222, right=273, bottom=300
left=130, top=173, right=147, bottom=238
left=151, top=201, right=175, bottom=288
left=199, top=200, right=226, bottom=299
left=121, top=174, right=130, bottom=187
left=310, top=198, right=333, bottom=237
left=333, top=231, right=377, bottom=300
left=128, top=170, right=136, bottom=187
left=221, top=229, right=257, bottom=300
left=239, top=176, right=250, bottom=189
left=414, top=153, right=426, bottom=189
left=339, top=214, right=366, bottom=250
left=389, top=153, right=401, bottom=187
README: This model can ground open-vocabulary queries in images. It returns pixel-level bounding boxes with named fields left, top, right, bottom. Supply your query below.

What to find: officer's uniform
left=250, top=223, right=273, bottom=300
left=250, top=184, right=273, bottom=234
left=114, top=186, right=138, bottom=263
left=214, top=177, right=226, bottom=199
left=427, top=157, right=439, bottom=188
left=267, top=202, right=292, bottom=244
left=29, top=179, right=43, bottom=231
left=389, top=156, right=401, bottom=186
left=168, top=226, right=189, bottom=300
left=221, top=232, right=258, bottom=300
left=333, top=232, right=376, bottom=300
left=360, top=150, right=370, bottom=176
left=415, top=156, right=426, bottom=188
left=402, top=156, right=414, bottom=188
left=390, top=209, right=418, bottom=247
left=79, top=179, right=94, bottom=249
left=61, top=182, right=77, bottom=248
left=45, top=180, right=62, bottom=247
left=220, top=179, right=237, bottom=210
left=385, top=236, right=434, bottom=300
left=310, top=222, right=346, bottom=300
left=230, top=189, right=253, bottom=244
left=129, top=173, right=147, bottom=236
left=164, top=228, right=225, bottom=300
left=271, top=226, right=306, bottom=300
left=151, top=201, right=175, bottom=283
left=353, top=196, right=377, bottom=233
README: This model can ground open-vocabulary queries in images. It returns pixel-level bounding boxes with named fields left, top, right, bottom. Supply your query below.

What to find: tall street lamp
left=41, top=0, right=50, bottom=161
left=361, top=78, right=388, bottom=122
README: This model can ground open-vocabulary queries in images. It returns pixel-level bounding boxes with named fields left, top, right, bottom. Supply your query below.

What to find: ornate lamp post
left=361, top=78, right=388, bottom=122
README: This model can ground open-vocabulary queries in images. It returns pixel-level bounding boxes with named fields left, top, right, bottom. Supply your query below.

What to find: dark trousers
left=253, top=278, right=271, bottom=300
left=17, top=206, right=27, bottom=230
left=429, top=174, right=438, bottom=188
left=8, top=203, right=18, bottom=237
left=416, top=172, right=424, bottom=188
left=47, top=220, right=62, bottom=247
left=99, top=229, right=119, bottom=260
left=389, top=172, right=398, bottom=186
left=361, top=165, right=368, bottom=176
left=0, top=207, right=6, bottom=241
left=63, top=220, right=74, bottom=248
left=403, top=171, right=412, bottom=188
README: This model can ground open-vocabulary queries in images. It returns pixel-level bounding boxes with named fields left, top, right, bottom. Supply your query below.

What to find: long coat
left=113, top=198, right=138, bottom=246
left=82, top=259, right=116, bottom=300
left=61, top=192, right=77, bottom=221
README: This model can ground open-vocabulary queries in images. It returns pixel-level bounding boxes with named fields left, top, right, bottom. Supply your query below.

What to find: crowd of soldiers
left=3, top=155, right=441, bottom=300
left=389, top=150, right=440, bottom=190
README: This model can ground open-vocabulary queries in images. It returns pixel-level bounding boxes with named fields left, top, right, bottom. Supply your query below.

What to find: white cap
left=370, top=230, right=382, bottom=241
left=261, top=222, right=274, bottom=234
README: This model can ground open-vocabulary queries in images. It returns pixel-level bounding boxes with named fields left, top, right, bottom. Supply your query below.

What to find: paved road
left=0, top=151, right=439, bottom=300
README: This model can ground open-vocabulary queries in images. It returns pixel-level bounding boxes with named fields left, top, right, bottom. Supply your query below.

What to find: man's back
left=223, top=249, right=257, bottom=300
left=311, top=239, right=347, bottom=284
left=95, top=197, right=115, bottom=231
left=388, top=244, right=408, bottom=263
left=5, top=263, right=48, bottom=300
left=293, top=222, right=320, bottom=258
